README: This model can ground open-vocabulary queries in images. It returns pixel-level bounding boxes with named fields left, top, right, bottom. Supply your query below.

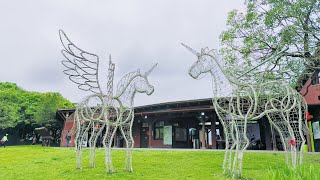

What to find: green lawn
left=0, top=146, right=319, bottom=180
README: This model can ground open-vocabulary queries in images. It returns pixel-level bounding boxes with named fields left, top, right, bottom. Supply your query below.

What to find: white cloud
left=0, top=0, right=245, bottom=106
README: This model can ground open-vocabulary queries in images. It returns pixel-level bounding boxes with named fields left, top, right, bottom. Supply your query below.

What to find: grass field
left=0, top=146, right=319, bottom=180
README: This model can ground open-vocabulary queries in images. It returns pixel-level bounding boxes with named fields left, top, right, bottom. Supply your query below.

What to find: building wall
left=300, top=79, right=320, bottom=105
left=150, top=139, right=172, bottom=148
left=308, top=106, right=320, bottom=152
left=149, top=121, right=172, bottom=148
left=300, top=79, right=320, bottom=152
left=57, top=98, right=271, bottom=150
left=60, top=114, right=75, bottom=147
left=132, top=120, right=173, bottom=148
left=131, top=117, right=210, bottom=149
left=132, top=121, right=141, bottom=148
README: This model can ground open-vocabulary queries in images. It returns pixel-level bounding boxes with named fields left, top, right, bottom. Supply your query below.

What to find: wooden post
left=201, top=119, right=206, bottom=149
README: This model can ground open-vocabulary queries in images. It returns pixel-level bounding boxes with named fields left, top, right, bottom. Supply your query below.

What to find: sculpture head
left=182, top=43, right=217, bottom=79
left=182, top=43, right=234, bottom=97
left=134, top=72, right=154, bottom=96
left=135, top=64, right=157, bottom=95
left=116, top=63, right=157, bottom=100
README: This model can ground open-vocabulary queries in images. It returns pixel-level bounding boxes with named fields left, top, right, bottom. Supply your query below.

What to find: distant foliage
left=0, top=82, right=73, bottom=129
left=34, top=92, right=74, bottom=125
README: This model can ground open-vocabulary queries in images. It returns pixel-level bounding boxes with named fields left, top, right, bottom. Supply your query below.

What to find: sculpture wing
left=59, top=30, right=102, bottom=94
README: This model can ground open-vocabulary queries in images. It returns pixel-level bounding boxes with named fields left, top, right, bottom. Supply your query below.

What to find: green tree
left=34, top=92, right=73, bottom=125
left=0, top=100, right=20, bottom=129
left=33, top=92, right=74, bottom=144
left=220, top=0, right=320, bottom=87
left=0, top=83, right=27, bottom=128
left=0, top=82, right=74, bottom=143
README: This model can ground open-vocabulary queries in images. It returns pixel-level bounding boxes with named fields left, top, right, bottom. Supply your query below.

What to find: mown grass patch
left=0, top=146, right=319, bottom=179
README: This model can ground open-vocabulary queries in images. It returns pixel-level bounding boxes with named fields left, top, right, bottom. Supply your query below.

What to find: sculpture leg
left=218, top=98, right=237, bottom=174
left=231, top=122, right=239, bottom=175
left=266, top=113, right=291, bottom=166
left=75, top=120, right=91, bottom=169
left=299, top=99, right=308, bottom=165
left=103, top=125, right=117, bottom=173
left=290, top=140, right=297, bottom=169
left=296, top=98, right=307, bottom=166
left=298, top=122, right=307, bottom=165
left=287, top=101, right=306, bottom=168
left=74, top=116, right=81, bottom=169
left=120, top=124, right=134, bottom=172
left=283, top=110, right=298, bottom=169
left=88, top=122, right=103, bottom=168
left=232, top=120, right=249, bottom=177
left=224, top=122, right=236, bottom=174
left=223, top=132, right=231, bottom=173
left=89, top=123, right=105, bottom=168
left=218, top=113, right=235, bottom=174
left=88, top=122, right=96, bottom=168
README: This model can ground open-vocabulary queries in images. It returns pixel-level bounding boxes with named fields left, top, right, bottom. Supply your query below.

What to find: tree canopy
left=220, top=0, right=320, bottom=87
left=0, top=82, right=73, bottom=129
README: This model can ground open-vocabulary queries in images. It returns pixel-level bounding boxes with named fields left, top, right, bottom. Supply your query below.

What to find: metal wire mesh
left=183, top=43, right=308, bottom=176
left=60, top=30, right=156, bottom=173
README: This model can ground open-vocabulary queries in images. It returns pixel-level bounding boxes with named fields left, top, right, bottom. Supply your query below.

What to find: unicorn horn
left=181, top=43, right=200, bottom=57
left=144, top=63, right=158, bottom=77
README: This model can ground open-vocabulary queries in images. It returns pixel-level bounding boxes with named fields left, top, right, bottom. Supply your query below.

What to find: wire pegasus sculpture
left=59, top=30, right=157, bottom=173
left=182, top=43, right=308, bottom=176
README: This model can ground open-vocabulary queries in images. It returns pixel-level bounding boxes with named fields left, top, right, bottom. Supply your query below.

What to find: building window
left=312, top=70, right=320, bottom=85
left=154, top=121, right=164, bottom=140
left=142, top=122, right=149, bottom=128
left=175, top=127, right=187, bottom=142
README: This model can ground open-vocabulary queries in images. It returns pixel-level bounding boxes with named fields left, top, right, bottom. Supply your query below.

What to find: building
left=300, top=71, right=320, bottom=152
left=57, top=98, right=275, bottom=150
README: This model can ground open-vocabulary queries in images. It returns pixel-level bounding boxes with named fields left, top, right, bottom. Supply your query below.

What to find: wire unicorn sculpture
left=182, top=43, right=308, bottom=176
left=59, top=30, right=157, bottom=173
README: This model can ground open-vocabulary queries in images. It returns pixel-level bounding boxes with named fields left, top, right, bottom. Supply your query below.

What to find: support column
left=148, top=123, right=153, bottom=148
left=201, top=119, right=206, bottom=149
left=197, top=114, right=209, bottom=149
left=211, top=114, right=217, bottom=149
left=113, top=132, right=117, bottom=147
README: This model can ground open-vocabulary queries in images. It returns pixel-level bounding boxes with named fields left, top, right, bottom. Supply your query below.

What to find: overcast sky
left=0, top=0, right=245, bottom=106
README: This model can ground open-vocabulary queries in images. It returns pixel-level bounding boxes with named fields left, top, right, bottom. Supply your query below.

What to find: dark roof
left=134, top=98, right=213, bottom=116
left=56, top=108, right=75, bottom=122
left=135, top=98, right=212, bottom=109
left=34, top=127, right=53, bottom=140
left=56, top=98, right=214, bottom=121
